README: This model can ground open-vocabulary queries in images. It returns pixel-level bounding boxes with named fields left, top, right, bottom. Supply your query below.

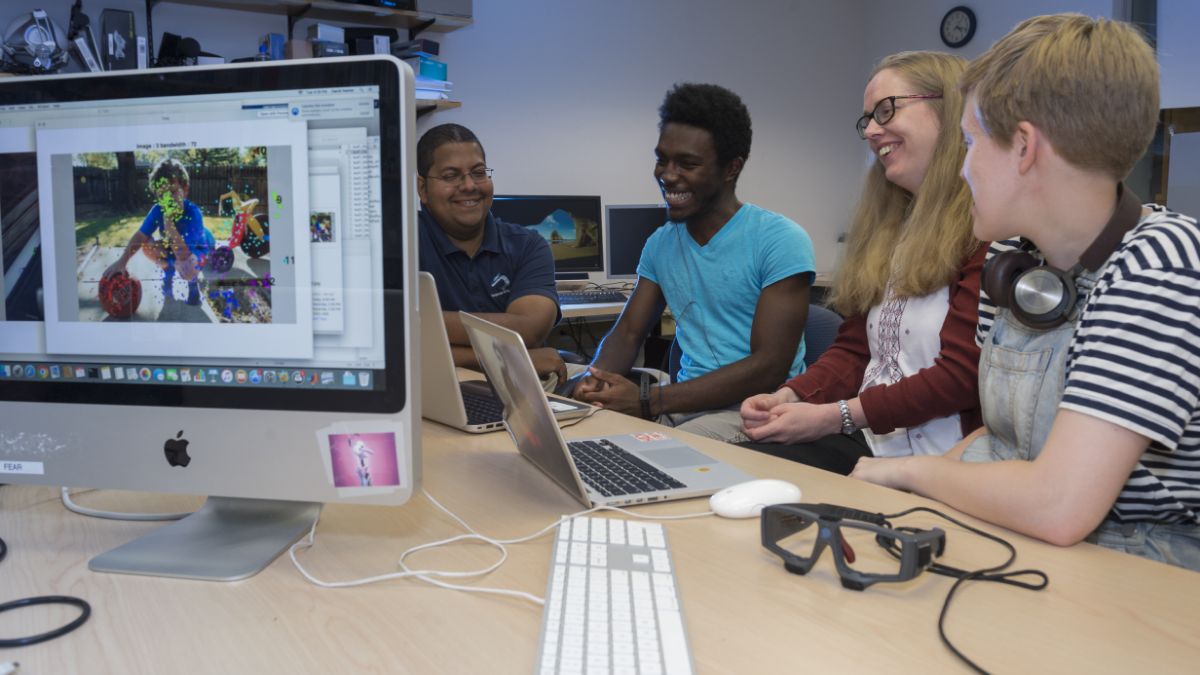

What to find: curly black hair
left=417, top=123, right=485, bottom=177
left=658, top=83, right=752, bottom=167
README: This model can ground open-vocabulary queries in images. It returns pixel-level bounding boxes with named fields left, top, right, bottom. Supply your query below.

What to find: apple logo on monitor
left=164, top=430, right=192, bottom=467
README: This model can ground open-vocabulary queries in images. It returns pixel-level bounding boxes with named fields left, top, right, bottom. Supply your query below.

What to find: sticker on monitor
left=326, top=431, right=401, bottom=488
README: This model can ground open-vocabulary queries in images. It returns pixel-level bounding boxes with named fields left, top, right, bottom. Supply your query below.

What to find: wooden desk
left=2, top=412, right=1198, bottom=674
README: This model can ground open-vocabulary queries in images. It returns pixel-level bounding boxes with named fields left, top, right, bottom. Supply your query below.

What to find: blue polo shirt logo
left=490, top=273, right=512, bottom=298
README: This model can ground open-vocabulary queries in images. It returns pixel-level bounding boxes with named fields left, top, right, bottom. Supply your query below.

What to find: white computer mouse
left=709, top=479, right=803, bottom=519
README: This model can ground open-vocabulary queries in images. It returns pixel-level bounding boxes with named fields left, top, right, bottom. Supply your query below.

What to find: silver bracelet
left=837, top=399, right=857, bottom=436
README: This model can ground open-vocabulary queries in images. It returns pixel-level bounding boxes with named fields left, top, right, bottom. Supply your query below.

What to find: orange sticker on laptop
left=633, top=432, right=668, bottom=442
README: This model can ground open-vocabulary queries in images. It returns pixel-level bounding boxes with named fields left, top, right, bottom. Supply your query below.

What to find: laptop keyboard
left=537, top=516, right=694, bottom=675
left=559, top=289, right=629, bottom=305
left=567, top=439, right=686, bottom=497
left=461, top=387, right=504, bottom=425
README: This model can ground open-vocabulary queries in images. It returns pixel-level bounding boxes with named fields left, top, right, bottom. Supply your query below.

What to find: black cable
left=580, top=318, right=602, bottom=356
left=563, top=318, right=592, bottom=361
left=0, top=533, right=93, bottom=648
left=881, top=506, right=1048, bottom=674
left=0, top=595, right=92, bottom=648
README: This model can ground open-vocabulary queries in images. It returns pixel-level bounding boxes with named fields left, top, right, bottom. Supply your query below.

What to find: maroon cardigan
left=783, top=245, right=986, bottom=436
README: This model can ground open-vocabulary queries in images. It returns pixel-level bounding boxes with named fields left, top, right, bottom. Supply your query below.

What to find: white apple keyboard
left=535, top=516, right=694, bottom=675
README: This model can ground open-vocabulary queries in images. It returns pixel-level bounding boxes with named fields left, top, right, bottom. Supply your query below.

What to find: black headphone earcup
left=1010, top=266, right=1076, bottom=330
left=981, top=250, right=1039, bottom=310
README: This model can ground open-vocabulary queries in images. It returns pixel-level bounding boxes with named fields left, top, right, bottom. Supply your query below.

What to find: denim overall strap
left=962, top=268, right=1101, bottom=463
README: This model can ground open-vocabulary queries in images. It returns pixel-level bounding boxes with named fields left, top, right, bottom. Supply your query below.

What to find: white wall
left=430, top=0, right=872, bottom=272
left=861, top=0, right=1116, bottom=63
left=25, top=0, right=1198, bottom=272
left=1159, top=0, right=1200, bottom=108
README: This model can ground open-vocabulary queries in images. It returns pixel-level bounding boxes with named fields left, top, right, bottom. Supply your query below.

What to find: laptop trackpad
left=640, top=446, right=714, bottom=469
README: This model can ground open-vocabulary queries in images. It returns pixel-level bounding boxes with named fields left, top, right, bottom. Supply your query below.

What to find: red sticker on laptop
left=633, top=432, right=668, bottom=442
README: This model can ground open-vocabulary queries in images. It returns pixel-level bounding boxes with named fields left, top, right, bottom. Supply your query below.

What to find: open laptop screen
left=460, top=312, right=585, bottom=499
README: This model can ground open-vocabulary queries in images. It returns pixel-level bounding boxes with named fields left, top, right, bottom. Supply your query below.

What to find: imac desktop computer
left=489, top=195, right=604, bottom=283
left=0, top=56, right=420, bottom=581
left=604, top=204, right=667, bottom=280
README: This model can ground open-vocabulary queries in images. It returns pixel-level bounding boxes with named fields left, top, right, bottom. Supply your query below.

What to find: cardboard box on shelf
left=286, top=40, right=313, bottom=59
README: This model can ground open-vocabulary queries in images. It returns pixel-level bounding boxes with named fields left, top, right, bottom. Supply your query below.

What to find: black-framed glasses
left=427, top=167, right=494, bottom=186
left=855, top=94, right=943, bottom=139
left=761, top=503, right=945, bottom=590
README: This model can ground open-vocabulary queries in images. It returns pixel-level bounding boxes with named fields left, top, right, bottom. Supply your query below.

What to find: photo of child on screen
left=310, top=212, right=334, bottom=242
left=102, top=157, right=215, bottom=307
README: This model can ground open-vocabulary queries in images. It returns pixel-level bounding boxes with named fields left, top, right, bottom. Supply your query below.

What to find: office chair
left=656, top=304, right=842, bottom=385
left=803, top=304, right=842, bottom=366
left=558, top=304, right=843, bottom=396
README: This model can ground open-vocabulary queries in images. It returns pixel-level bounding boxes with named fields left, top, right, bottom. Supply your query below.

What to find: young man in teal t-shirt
left=574, top=83, right=815, bottom=442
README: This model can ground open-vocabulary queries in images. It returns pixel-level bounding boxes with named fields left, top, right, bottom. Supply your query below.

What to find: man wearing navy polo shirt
left=417, top=123, right=565, bottom=380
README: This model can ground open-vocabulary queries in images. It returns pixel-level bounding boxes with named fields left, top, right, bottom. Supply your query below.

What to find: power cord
left=0, top=525, right=92, bottom=650
left=287, top=487, right=713, bottom=603
left=61, top=487, right=193, bottom=521
left=556, top=405, right=600, bottom=429
left=0, top=596, right=91, bottom=648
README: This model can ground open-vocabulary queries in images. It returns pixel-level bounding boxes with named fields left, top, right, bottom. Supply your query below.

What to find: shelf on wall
left=149, top=0, right=472, bottom=33
left=145, top=1, right=468, bottom=116
left=417, top=100, right=461, bottom=115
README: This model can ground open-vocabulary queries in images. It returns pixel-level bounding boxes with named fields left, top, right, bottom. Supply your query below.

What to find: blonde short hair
left=830, top=51, right=979, bottom=316
left=960, top=13, right=1159, bottom=180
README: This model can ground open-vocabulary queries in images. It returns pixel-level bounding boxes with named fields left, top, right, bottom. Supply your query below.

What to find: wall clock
left=941, top=6, right=977, bottom=49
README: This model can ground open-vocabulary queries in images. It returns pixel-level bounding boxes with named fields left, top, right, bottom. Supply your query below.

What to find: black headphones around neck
left=980, top=183, right=1142, bottom=330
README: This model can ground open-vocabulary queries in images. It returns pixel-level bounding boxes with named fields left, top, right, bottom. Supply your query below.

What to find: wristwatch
left=639, top=374, right=653, bottom=419
left=837, top=400, right=857, bottom=436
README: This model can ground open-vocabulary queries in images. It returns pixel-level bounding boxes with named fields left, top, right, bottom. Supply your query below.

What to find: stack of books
left=393, top=39, right=452, bottom=101
left=414, top=77, right=453, bottom=101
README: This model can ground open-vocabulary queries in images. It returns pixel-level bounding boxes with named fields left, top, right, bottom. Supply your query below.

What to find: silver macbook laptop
left=460, top=312, right=754, bottom=507
left=418, top=272, right=590, bottom=433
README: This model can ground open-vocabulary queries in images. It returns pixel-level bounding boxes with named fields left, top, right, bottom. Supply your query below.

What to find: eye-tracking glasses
left=760, top=503, right=945, bottom=590
left=855, top=94, right=943, bottom=139
left=761, top=503, right=1050, bottom=674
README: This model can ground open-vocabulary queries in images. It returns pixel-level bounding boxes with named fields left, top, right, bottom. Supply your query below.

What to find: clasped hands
left=573, top=367, right=645, bottom=417
left=740, top=387, right=843, bottom=443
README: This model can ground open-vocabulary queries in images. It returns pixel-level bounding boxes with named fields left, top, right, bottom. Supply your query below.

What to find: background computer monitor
left=604, top=204, right=667, bottom=280
left=0, top=56, right=420, bottom=581
left=490, top=195, right=603, bottom=276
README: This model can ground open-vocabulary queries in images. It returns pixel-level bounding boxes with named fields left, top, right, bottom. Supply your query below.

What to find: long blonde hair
left=829, top=51, right=979, bottom=316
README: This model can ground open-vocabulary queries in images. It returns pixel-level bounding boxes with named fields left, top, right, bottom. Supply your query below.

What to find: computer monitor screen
left=490, top=195, right=603, bottom=275
left=0, top=57, right=420, bottom=580
left=605, top=204, right=666, bottom=280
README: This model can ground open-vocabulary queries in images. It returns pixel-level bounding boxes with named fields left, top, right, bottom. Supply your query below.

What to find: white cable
left=60, top=487, right=192, bottom=521
left=287, top=487, right=714, bottom=604
left=556, top=405, right=600, bottom=429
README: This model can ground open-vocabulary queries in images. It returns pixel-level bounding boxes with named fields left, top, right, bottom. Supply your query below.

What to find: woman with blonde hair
left=739, top=51, right=986, bottom=473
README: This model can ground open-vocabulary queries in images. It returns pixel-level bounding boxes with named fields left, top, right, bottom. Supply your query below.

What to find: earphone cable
left=882, top=506, right=1049, bottom=674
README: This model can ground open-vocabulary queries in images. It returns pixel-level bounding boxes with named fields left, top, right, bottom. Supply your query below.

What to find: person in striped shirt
left=851, top=13, right=1200, bottom=570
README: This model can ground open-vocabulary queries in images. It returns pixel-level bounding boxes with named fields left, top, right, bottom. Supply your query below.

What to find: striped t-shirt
left=978, top=207, right=1200, bottom=524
